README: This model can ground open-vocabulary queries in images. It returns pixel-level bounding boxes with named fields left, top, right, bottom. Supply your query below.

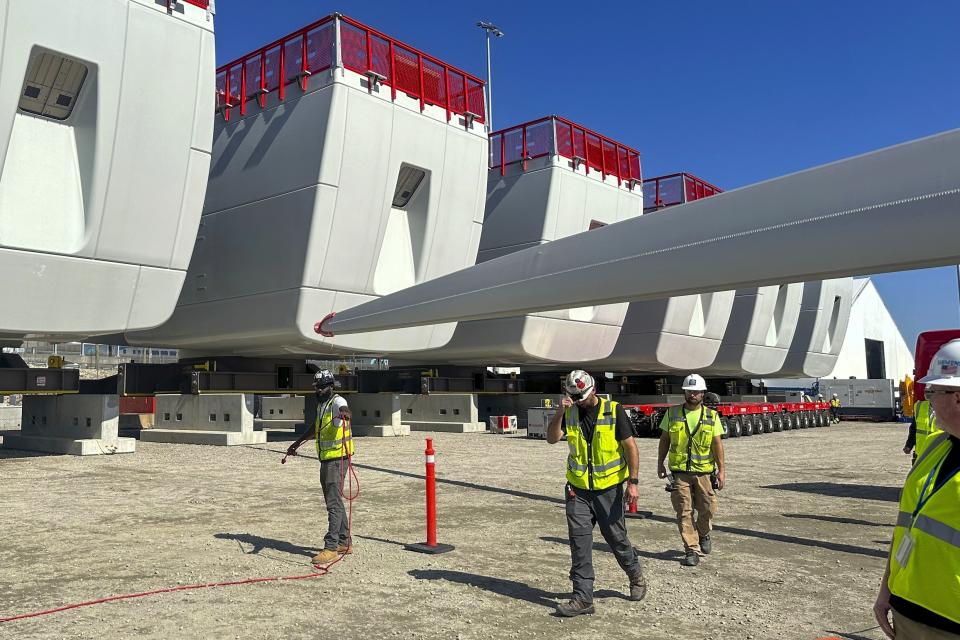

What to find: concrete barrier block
left=149, top=394, right=261, bottom=446
left=2, top=395, right=135, bottom=455
left=261, top=396, right=305, bottom=420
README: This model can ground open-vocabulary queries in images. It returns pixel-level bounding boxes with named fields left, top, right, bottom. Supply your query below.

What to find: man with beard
left=547, top=370, right=646, bottom=617
left=657, top=373, right=726, bottom=568
left=286, top=369, right=353, bottom=565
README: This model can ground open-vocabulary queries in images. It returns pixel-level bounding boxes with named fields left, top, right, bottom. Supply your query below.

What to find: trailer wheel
left=728, top=416, right=742, bottom=438
left=772, top=414, right=784, bottom=432
left=720, top=418, right=729, bottom=439
left=741, top=416, right=753, bottom=436
left=762, top=415, right=773, bottom=433
left=821, top=410, right=831, bottom=427
left=803, top=412, right=813, bottom=428
left=754, top=415, right=766, bottom=435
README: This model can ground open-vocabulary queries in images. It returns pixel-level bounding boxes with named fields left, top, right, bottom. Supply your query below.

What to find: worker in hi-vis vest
left=657, top=373, right=726, bottom=568
left=546, top=370, right=646, bottom=617
left=874, top=339, right=960, bottom=639
left=904, top=399, right=944, bottom=463
left=286, top=369, right=354, bottom=565
left=830, top=394, right=842, bottom=423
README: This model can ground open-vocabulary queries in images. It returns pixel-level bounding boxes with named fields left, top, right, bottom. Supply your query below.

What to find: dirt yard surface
left=1, top=421, right=911, bottom=639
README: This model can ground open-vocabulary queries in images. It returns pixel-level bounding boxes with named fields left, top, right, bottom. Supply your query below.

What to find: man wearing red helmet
left=546, top=369, right=645, bottom=617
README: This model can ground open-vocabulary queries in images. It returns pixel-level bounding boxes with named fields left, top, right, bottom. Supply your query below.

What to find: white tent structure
left=825, top=278, right=914, bottom=381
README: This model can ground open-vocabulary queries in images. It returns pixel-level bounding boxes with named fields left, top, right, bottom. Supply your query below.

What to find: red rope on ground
left=0, top=568, right=330, bottom=623
left=3, top=426, right=361, bottom=625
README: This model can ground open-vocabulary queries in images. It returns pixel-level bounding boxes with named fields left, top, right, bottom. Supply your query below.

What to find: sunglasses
left=925, top=388, right=959, bottom=397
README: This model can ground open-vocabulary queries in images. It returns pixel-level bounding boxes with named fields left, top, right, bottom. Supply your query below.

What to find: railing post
left=443, top=68, right=451, bottom=122
left=334, top=15, right=343, bottom=73
left=239, top=64, right=246, bottom=116
left=521, top=124, right=527, bottom=171
left=388, top=41, right=396, bottom=101
left=300, top=32, right=309, bottom=91
left=259, top=53, right=267, bottom=108
left=417, top=53, right=425, bottom=112
left=365, top=28, right=372, bottom=74
left=500, top=132, right=505, bottom=177
left=278, top=40, right=286, bottom=101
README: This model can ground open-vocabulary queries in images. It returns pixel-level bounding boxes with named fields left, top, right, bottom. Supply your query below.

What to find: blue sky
left=216, top=0, right=960, bottom=350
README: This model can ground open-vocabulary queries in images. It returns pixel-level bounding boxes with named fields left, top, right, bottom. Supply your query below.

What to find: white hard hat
left=832, top=393, right=838, bottom=398
left=564, top=370, right=595, bottom=398
left=919, top=339, right=960, bottom=388
left=681, top=373, right=707, bottom=391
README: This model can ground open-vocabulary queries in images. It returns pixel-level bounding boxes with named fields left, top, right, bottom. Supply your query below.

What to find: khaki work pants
left=670, top=472, right=718, bottom=553
left=893, top=610, right=960, bottom=640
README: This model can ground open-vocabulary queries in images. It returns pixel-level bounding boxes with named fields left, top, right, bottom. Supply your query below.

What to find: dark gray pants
left=565, top=483, right=640, bottom=604
left=320, top=458, right=350, bottom=550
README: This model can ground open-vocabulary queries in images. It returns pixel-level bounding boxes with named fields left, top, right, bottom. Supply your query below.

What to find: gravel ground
left=0, top=421, right=910, bottom=639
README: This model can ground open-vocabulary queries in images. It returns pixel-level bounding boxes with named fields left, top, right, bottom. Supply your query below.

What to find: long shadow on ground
left=763, top=482, right=900, bottom=502
left=408, top=569, right=629, bottom=609
left=214, top=532, right=319, bottom=558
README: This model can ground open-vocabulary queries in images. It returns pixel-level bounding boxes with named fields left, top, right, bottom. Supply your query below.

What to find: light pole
left=476, top=21, right=503, bottom=130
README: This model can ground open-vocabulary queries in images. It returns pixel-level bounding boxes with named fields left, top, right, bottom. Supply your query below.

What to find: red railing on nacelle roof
left=488, top=116, right=642, bottom=187
left=642, top=172, right=722, bottom=211
left=182, top=0, right=209, bottom=7
left=215, top=14, right=486, bottom=124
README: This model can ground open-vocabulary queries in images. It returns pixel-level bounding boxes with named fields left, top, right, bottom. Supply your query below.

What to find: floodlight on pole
left=476, top=21, right=503, bottom=130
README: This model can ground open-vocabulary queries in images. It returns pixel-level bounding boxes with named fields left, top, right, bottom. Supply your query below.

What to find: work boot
left=311, top=549, right=339, bottom=565
left=556, top=599, right=595, bottom=617
left=681, top=550, right=700, bottom=567
left=336, top=544, right=352, bottom=555
left=700, top=536, right=712, bottom=555
left=627, top=570, right=647, bottom=602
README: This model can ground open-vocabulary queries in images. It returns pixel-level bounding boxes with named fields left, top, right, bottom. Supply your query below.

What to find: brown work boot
left=628, top=570, right=647, bottom=602
left=311, top=549, right=339, bottom=565
left=336, top=544, right=352, bottom=555
left=556, top=599, right=595, bottom=617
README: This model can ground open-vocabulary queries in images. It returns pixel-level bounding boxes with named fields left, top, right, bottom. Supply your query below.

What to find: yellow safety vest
left=914, top=401, right=943, bottom=458
left=564, top=397, right=628, bottom=490
left=889, top=433, right=960, bottom=625
left=830, top=398, right=841, bottom=408
left=666, top=405, right=719, bottom=473
left=315, top=395, right=354, bottom=460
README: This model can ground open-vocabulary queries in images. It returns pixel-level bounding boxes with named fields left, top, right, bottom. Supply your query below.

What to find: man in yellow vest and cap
left=547, top=370, right=646, bottom=617
left=657, top=373, right=726, bottom=567
left=874, top=339, right=960, bottom=639
left=286, top=369, right=354, bottom=565
left=904, top=399, right=944, bottom=462
left=830, top=393, right=842, bottom=423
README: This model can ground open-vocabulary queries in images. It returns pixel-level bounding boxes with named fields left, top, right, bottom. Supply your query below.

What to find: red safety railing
left=182, top=0, right=210, bottom=7
left=488, top=116, right=642, bottom=187
left=215, top=14, right=486, bottom=124
left=642, top=173, right=722, bottom=212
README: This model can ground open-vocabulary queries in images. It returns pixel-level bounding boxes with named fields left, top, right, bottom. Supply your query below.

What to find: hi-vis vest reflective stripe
left=914, top=401, right=943, bottom=458
left=889, top=433, right=960, bottom=625
left=666, top=405, right=719, bottom=473
left=315, top=395, right=354, bottom=461
left=564, top=397, right=628, bottom=490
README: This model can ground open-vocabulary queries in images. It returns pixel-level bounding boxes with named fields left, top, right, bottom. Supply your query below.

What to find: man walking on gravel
left=657, top=373, right=726, bottom=567
left=286, top=369, right=354, bottom=565
left=546, top=370, right=646, bottom=617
